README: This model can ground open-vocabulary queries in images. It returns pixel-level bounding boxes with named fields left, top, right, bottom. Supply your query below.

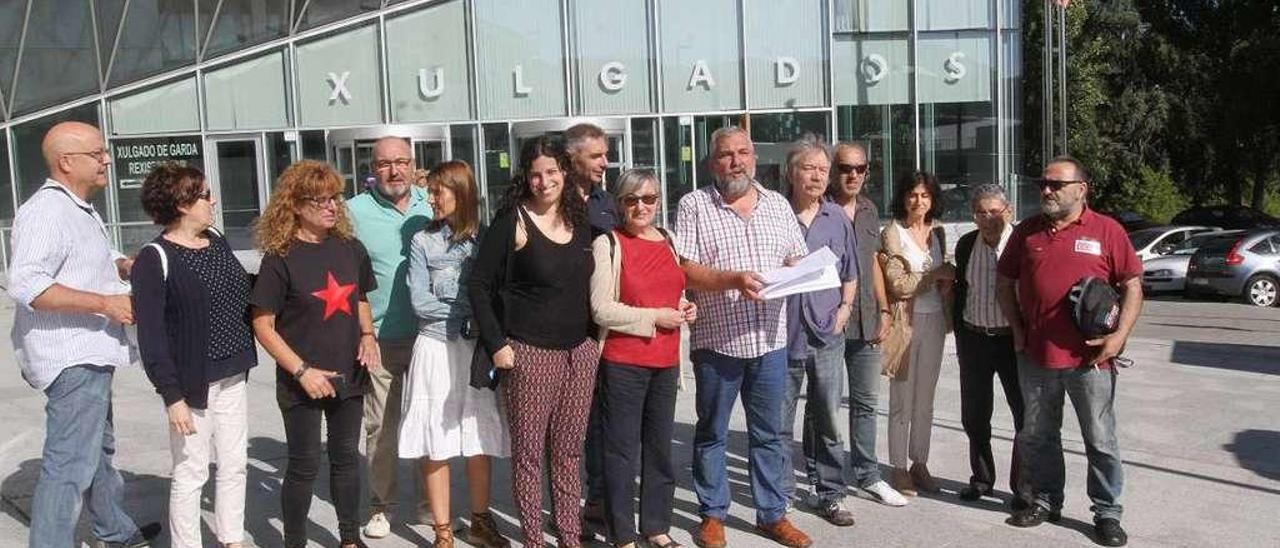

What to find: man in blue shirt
left=346, top=136, right=433, bottom=538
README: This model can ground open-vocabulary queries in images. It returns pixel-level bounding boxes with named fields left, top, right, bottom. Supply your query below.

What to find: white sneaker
left=863, top=480, right=909, bottom=507
left=363, top=512, right=391, bottom=538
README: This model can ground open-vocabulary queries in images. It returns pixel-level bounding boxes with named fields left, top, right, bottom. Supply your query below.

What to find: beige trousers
left=888, top=311, right=946, bottom=468
left=364, top=338, right=419, bottom=514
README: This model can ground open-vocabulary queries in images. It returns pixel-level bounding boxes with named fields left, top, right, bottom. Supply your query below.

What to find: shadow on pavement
left=0, top=458, right=167, bottom=546
left=1223, top=430, right=1280, bottom=482
left=1169, top=341, right=1280, bottom=375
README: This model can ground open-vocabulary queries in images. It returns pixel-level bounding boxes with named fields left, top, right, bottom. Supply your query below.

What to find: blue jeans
left=781, top=337, right=847, bottom=504
left=692, top=349, right=789, bottom=525
left=1018, top=354, right=1124, bottom=520
left=844, top=339, right=884, bottom=487
left=30, top=365, right=139, bottom=548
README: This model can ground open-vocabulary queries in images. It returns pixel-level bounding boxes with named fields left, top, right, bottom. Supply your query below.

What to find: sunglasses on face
left=1034, top=178, right=1085, bottom=192
left=835, top=163, right=868, bottom=176
left=622, top=194, right=659, bottom=207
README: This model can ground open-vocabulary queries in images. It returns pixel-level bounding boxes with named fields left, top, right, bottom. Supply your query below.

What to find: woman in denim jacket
left=400, top=161, right=510, bottom=548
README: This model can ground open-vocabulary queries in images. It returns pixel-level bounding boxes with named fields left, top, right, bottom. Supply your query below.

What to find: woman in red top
left=589, top=169, right=696, bottom=548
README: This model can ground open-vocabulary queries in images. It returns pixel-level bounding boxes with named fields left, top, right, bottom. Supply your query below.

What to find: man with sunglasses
left=997, top=157, right=1142, bottom=547
left=346, top=136, right=434, bottom=538
left=951, top=184, right=1028, bottom=510
left=828, top=142, right=910, bottom=508
left=9, top=122, right=161, bottom=547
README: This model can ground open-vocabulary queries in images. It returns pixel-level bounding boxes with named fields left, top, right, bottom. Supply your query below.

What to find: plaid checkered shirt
left=674, top=183, right=809, bottom=359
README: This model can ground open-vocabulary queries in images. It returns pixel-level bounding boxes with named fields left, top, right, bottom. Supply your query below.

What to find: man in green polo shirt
left=347, top=136, right=433, bottom=538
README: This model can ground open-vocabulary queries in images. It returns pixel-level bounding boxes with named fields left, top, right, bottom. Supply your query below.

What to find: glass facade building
left=0, top=0, right=1025, bottom=268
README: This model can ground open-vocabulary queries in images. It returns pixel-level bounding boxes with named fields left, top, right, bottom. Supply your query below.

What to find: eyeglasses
left=63, top=149, right=109, bottom=162
left=1034, top=178, right=1085, bottom=192
left=974, top=206, right=1007, bottom=219
left=835, top=162, right=868, bottom=176
left=374, top=158, right=413, bottom=171
left=622, top=194, right=659, bottom=207
left=304, top=193, right=344, bottom=208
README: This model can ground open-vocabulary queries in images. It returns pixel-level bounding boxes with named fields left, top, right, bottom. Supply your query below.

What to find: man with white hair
left=675, top=126, right=813, bottom=548
left=346, top=136, right=433, bottom=537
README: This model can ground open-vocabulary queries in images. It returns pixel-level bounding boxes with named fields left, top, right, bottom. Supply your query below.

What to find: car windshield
left=1129, top=229, right=1164, bottom=250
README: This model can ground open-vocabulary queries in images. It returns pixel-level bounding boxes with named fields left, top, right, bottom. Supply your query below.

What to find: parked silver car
left=1142, top=230, right=1242, bottom=293
left=1185, top=229, right=1280, bottom=307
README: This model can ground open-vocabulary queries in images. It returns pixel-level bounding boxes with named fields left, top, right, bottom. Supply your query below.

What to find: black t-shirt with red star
left=251, top=236, right=376, bottom=406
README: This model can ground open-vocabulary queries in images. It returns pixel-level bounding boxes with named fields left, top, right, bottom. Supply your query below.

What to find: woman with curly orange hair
left=248, top=160, right=380, bottom=548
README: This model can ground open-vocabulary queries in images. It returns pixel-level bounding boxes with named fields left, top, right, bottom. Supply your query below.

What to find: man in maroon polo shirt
left=996, top=156, right=1143, bottom=548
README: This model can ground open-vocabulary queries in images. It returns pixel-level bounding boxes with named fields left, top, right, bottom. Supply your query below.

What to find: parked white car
left=1129, top=225, right=1220, bottom=261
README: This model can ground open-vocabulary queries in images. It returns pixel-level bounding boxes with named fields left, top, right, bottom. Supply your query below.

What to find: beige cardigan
left=878, top=219, right=953, bottom=379
left=588, top=228, right=689, bottom=388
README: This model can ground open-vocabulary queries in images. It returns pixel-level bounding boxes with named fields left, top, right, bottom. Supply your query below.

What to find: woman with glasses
left=588, top=169, right=694, bottom=548
left=400, top=161, right=511, bottom=548
left=878, top=171, right=955, bottom=497
left=132, top=163, right=257, bottom=548
left=470, top=136, right=596, bottom=547
left=249, top=160, right=379, bottom=548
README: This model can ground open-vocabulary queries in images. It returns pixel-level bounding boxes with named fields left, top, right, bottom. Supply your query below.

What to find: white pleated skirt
left=398, top=335, right=510, bottom=460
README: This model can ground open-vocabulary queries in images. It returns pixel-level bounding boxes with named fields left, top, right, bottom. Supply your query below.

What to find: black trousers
left=956, top=324, right=1026, bottom=496
left=600, top=360, right=679, bottom=545
left=280, top=394, right=364, bottom=547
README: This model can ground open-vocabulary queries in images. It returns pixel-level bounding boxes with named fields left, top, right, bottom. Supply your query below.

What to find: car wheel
left=1244, top=275, right=1279, bottom=307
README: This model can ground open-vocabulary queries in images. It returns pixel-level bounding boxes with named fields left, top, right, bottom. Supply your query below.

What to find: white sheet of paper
left=759, top=246, right=842, bottom=299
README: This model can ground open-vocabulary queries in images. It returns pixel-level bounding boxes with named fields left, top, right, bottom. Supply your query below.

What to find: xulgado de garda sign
left=112, top=136, right=203, bottom=189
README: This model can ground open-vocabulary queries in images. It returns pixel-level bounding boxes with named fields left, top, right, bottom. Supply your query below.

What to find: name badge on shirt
left=1075, top=238, right=1102, bottom=256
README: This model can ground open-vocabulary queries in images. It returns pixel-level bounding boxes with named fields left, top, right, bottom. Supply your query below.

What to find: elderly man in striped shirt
left=951, top=183, right=1028, bottom=511
left=7, top=122, right=160, bottom=548
left=675, top=126, right=812, bottom=548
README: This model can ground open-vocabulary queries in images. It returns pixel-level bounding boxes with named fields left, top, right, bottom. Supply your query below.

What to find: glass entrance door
left=205, top=135, right=267, bottom=254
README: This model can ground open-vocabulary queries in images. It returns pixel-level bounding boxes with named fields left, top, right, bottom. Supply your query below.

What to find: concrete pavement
left=0, top=297, right=1277, bottom=547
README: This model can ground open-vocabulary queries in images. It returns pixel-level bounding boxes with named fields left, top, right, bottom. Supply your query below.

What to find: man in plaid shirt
left=675, top=126, right=812, bottom=548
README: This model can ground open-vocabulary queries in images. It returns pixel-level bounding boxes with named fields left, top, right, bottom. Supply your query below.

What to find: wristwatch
left=293, top=362, right=310, bottom=381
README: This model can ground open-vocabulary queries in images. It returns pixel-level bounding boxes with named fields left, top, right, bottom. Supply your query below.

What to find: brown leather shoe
left=910, top=462, right=940, bottom=494
left=891, top=467, right=917, bottom=497
left=756, top=517, right=812, bottom=548
left=694, top=517, right=727, bottom=548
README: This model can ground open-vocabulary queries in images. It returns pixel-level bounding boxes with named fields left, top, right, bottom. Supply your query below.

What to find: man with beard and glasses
left=346, top=136, right=434, bottom=538
left=997, top=157, right=1142, bottom=547
left=674, top=126, right=813, bottom=548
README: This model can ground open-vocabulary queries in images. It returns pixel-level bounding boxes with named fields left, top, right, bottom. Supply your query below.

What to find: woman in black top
left=470, top=136, right=595, bottom=547
left=133, top=163, right=257, bottom=548
left=249, top=161, right=379, bottom=548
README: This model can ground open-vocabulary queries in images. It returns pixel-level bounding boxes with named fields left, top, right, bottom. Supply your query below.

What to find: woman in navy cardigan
left=131, top=163, right=257, bottom=548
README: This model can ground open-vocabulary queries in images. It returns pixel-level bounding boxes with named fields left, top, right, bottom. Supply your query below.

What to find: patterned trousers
left=505, top=338, right=599, bottom=547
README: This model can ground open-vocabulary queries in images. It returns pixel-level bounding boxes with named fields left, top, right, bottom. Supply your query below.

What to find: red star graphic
left=311, top=271, right=356, bottom=320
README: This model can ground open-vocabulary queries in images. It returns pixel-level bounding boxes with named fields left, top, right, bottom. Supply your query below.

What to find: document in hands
left=758, top=246, right=841, bottom=300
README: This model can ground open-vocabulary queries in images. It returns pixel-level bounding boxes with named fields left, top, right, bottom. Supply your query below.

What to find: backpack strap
left=144, top=242, right=168, bottom=281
